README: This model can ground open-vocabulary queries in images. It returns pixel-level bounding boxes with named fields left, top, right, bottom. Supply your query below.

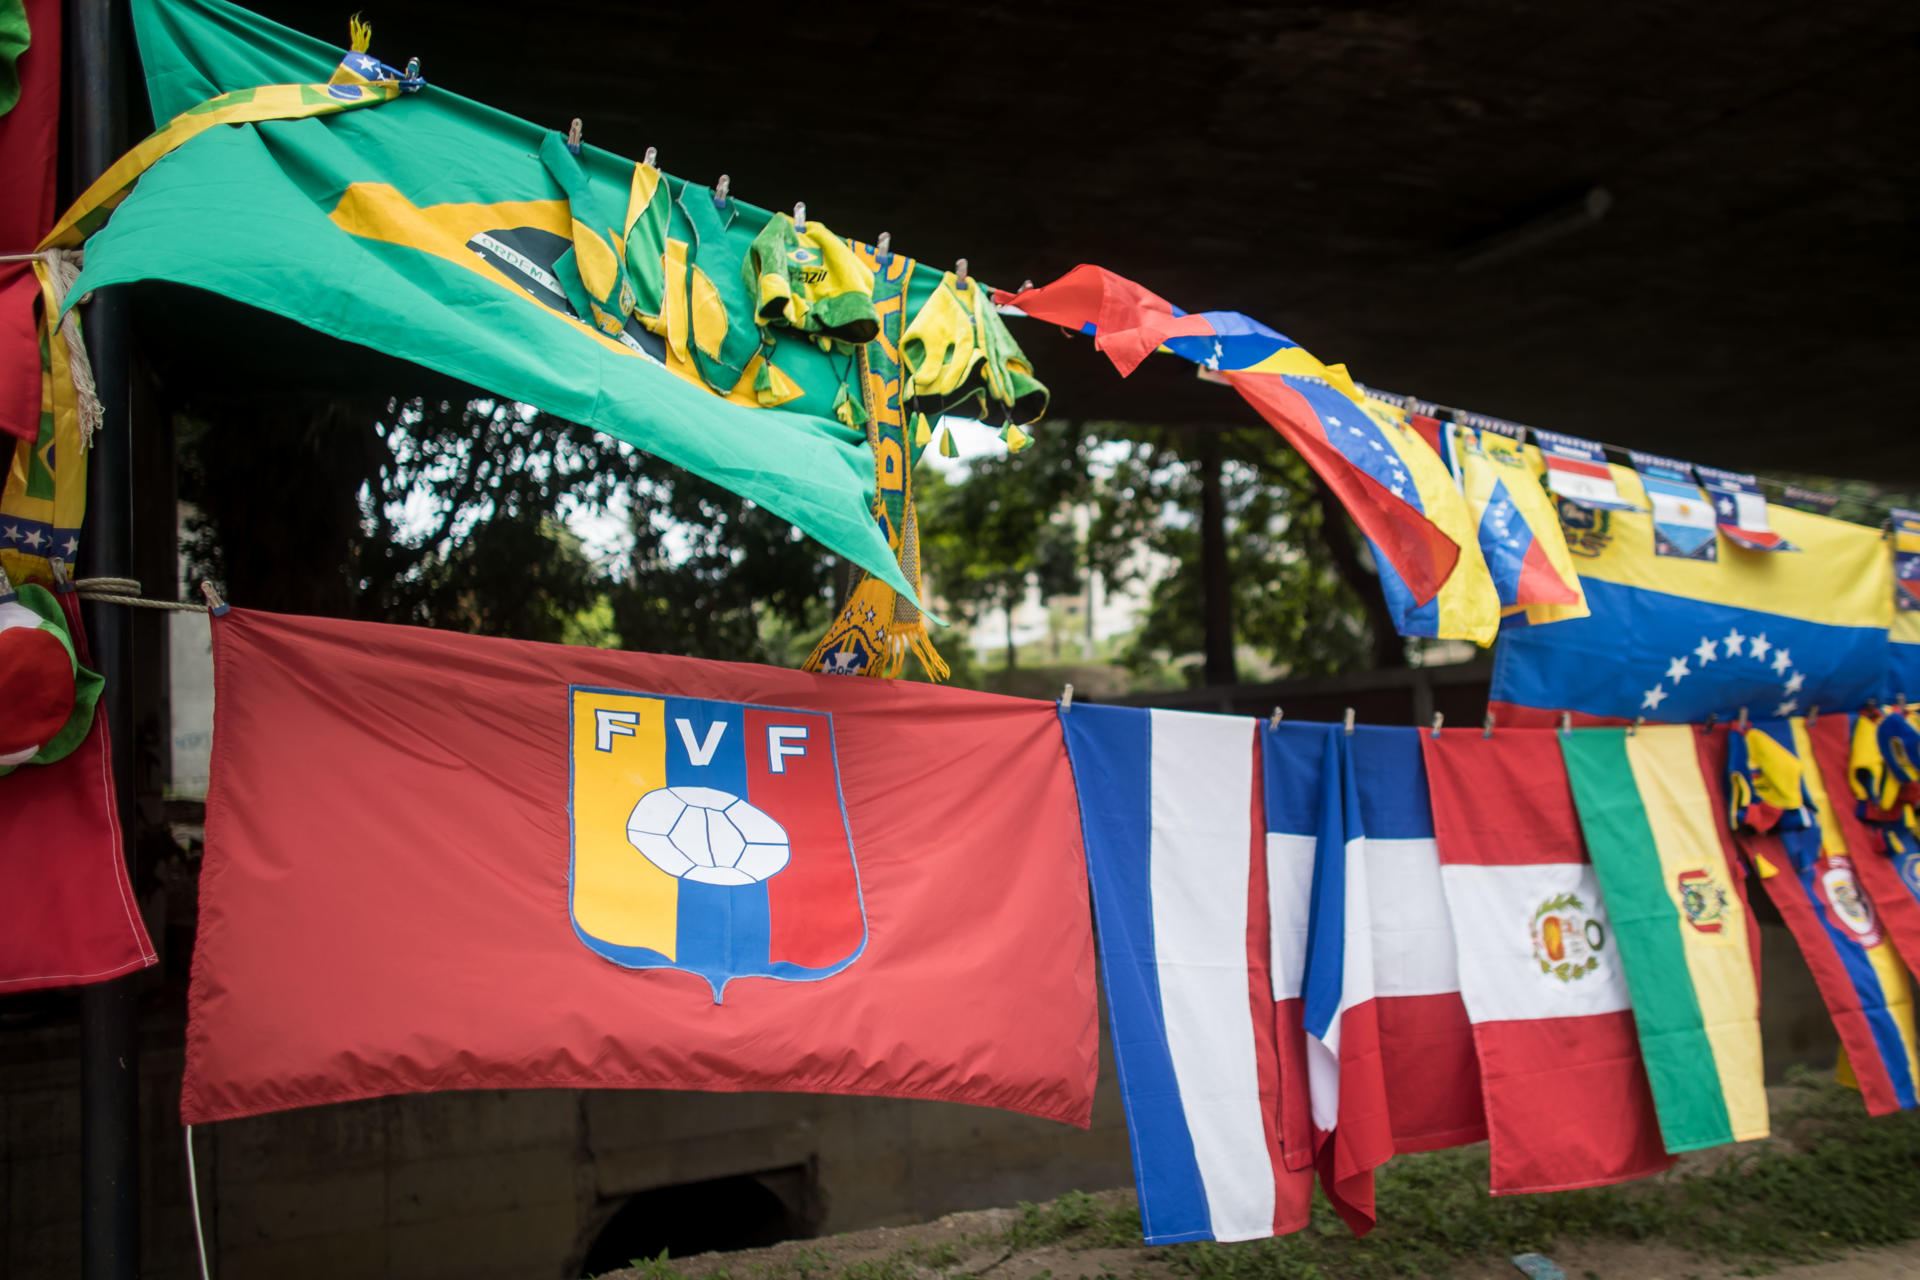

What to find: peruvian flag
left=1263, top=722, right=1392, bottom=1234
left=1422, top=729, right=1673, bottom=1193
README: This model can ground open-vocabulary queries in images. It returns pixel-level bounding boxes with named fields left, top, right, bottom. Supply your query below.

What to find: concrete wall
left=2, top=922, right=1840, bottom=1280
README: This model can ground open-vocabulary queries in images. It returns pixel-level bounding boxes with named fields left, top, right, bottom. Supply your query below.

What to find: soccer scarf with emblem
left=804, top=241, right=950, bottom=681
left=1560, top=725, right=1767, bottom=1152
left=1725, top=717, right=1920, bottom=1114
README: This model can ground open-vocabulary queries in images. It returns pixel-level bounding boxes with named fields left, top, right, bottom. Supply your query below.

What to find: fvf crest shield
left=569, top=687, right=867, bottom=1001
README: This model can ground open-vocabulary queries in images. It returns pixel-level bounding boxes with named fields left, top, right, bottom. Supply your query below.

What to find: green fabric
left=0, top=584, right=103, bottom=775
left=69, top=0, right=929, bottom=601
left=0, top=0, right=27, bottom=116
left=538, top=131, right=636, bottom=336
left=1559, top=730, right=1733, bottom=1152
left=621, top=162, right=671, bottom=323
left=675, top=181, right=765, bottom=396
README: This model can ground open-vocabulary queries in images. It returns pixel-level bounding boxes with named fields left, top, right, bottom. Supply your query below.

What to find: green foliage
left=1005, top=1191, right=1142, bottom=1251
left=626, top=1250, right=681, bottom=1280
left=1090, top=430, right=1374, bottom=681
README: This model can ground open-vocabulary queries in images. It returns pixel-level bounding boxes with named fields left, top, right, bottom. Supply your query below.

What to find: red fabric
left=1243, top=749, right=1315, bottom=1234
left=1487, top=703, right=1634, bottom=730
left=1407, top=413, right=1445, bottom=457
left=0, top=591, right=156, bottom=992
left=1377, top=991, right=1487, bottom=1153
left=1518, top=540, right=1582, bottom=606
left=1423, top=730, right=1674, bottom=1194
left=1228, top=371, right=1460, bottom=605
left=0, top=623, right=74, bottom=754
left=1317, top=1006, right=1390, bottom=1236
left=0, top=0, right=61, bottom=443
left=994, top=265, right=1218, bottom=377
left=1808, top=717, right=1920, bottom=980
left=185, top=609, right=1100, bottom=1126
left=1474, top=1011, right=1671, bottom=1193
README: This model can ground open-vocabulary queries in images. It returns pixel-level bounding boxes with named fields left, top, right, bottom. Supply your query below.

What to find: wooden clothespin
left=793, top=202, right=807, bottom=232
left=1268, top=707, right=1283, bottom=730
left=1558, top=711, right=1572, bottom=737
left=1807, top=704, right=1821, bottom=727
left=643, top=146, right=658, bottom=169
left=200, top=580, right=226, bottom=612
left=954, top=258, right=969, bottom=288
left=565, top=118, right=583, bottom=155
left=875, top=231, right=892, bottom=262
left=713, top=174, right=731, bottom=207
left=1482, top=710, right=1496, bottom=739
left=1342, top=707, right=1355, bottom=736
left=1019, top=279, right=1035, bottom=293
left=1059, top=682, right=1074, bottom=713
left=1430, top=712, right=1445, bottom=739
left=1735, top=706, right=1750, bottom=732
left=1630, top=716, right=1644, bottom=737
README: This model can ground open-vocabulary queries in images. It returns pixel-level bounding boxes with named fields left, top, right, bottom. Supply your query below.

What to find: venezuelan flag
left=1001, top=268, right=1476, bottom=624
left=1493, top=462, right=1892, bottom=725
left=1455, top=425, right=1586, bottom=620
left=1561, top=725, right=1766, bottom=1151
left=1729, top=718, right=1920, bottom=1114
left=1355, top=399, right=1499, bottom=645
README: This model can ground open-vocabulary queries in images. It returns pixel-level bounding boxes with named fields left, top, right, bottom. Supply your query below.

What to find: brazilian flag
left=66, top=0, right=936, bottom=599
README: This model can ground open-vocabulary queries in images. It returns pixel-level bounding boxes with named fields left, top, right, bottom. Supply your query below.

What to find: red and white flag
left=1423, top=729, right=1673, bottom=1193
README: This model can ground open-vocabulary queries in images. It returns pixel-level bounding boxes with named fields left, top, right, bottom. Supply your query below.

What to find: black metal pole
left=1198, top=436, right=1237, bottom=686
left=70, top=0, right=140, bottom=1275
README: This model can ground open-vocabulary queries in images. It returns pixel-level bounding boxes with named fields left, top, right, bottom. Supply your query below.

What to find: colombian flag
left=1722, top=717, right=1920, bottom=1114
left=1560, top=726, right=1767, bottom=1151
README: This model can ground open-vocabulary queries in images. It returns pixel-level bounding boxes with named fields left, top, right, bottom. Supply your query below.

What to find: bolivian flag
left=1561, top=726, right=1768, bottom=1151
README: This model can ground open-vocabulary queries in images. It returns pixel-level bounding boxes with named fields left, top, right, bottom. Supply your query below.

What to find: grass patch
left=598, top=1076, right=1920, bottom=1280
left=1006, top=1191, right=1144, bottom=1251
left=1170, top=1073, right=1920, bottom=1279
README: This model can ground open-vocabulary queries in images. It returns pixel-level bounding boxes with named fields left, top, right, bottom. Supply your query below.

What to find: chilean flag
left=1061, top=704, right=1312, bottom=1243
left=1263, top=723, right=1392, bottom=1234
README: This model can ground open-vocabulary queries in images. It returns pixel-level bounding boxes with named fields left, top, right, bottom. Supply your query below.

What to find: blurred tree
left=919, top=425, right=1092, bottom=669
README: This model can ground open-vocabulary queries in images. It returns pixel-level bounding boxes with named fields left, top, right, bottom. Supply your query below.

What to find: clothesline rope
left=72, top=577, right=210, bottom=612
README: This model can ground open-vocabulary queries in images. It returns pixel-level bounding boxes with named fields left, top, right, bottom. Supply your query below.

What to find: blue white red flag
left=1261, top=722, right=1392, bottom=1234
left=1695, top=467, right=1796, bottom=553
left=1060, top=704, right=1311, bottom=1244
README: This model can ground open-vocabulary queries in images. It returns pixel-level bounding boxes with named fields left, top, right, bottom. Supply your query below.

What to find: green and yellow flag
left=61, top=0, right=931, bottom=601
left=1561, top=725, right=1769, bottom=1151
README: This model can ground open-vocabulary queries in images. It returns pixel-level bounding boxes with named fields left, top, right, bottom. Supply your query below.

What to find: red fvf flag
left=185, top=609, right=1098, bottom=1125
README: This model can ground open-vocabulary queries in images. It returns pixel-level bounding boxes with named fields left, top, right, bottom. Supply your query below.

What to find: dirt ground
left=600, top=1190, right=1920, bottom=1280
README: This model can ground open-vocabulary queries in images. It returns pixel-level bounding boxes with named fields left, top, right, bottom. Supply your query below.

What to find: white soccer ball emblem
left=626, top=786, right=791, bottom=886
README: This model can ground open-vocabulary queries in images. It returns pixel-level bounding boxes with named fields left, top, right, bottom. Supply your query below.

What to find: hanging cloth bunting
left=1535, top=430, right=1642, bottom=513
left=998, top=266, right=1470, bottom=618
left=903, top=271, right=1048, bottom=426
left=673, top=182, right=766, bottom=397
left=1696, top=466, right=1796, bottom=553
left=1893, top=509, right=1920, bottom=614
left=743, top=213, right=879, bottom=348
left=1629, top=451, right=1717, bottom=562
left=537, top=131, right=637, bottom=337
left=1454, top=421, right=1586, bottom=620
